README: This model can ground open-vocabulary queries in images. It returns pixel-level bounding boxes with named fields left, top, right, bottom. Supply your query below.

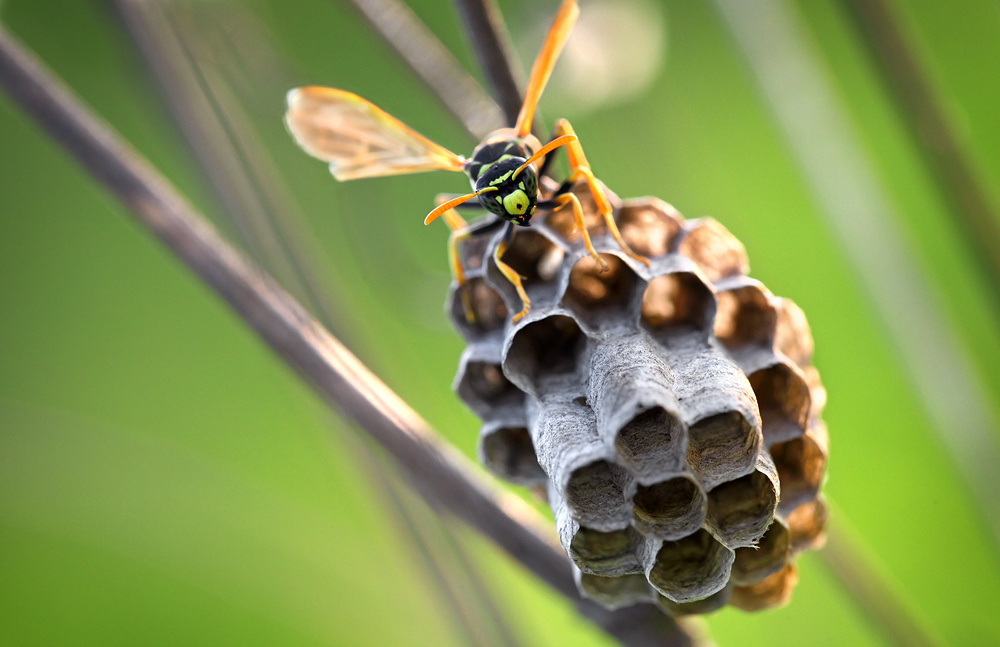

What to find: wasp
left=285, top=0, right=648, bottom=322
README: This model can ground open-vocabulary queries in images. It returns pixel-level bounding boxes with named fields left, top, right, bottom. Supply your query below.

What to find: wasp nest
left=448, top=179, right=828, bottom=614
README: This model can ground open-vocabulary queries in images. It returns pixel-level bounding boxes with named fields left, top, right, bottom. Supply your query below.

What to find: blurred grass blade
left=113, top=0, right=351, bottom=340
left=823, top=510, right=944, bottom=647
left=712, top=0, right=1000, bottom=553
left=113, top=2, right=519, bottom=644
left=840, top=0, right=1000, bottom=299
left=452, top=0, right=525, bottom=127
left=346, top=0, right=504, bottom=139
left=0, top=24, right=698, bottom=647
left=374, top=468, right=523, bottom=647
left=338, top=419, right=521, bottom=647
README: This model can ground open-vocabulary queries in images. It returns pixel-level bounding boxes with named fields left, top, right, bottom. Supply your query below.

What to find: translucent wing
left=285, top=87, right=466, bottom=180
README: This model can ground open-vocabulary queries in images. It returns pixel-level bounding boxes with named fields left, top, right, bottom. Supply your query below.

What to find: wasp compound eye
left=503, top=190, right=530, bottom=216
left=479, top=190, right=507, bottom=216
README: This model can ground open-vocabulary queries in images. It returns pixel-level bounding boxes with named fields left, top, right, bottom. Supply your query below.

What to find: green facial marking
left=518, top=182, right=525, bottom=190
left=495, top=154, right=516, bottom=164
left=503, top=190, right=529, bottom=216
left=496, top=196, right=503, bottom=204
left=489, top=170, right=513, bottom=186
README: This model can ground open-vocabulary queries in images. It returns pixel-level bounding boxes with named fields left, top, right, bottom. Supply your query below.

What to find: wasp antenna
left=425, top=187, right=498, bottom=225
left=514, top=0, right=579, bottom=137
left=513, top=134, right=577, bottom=180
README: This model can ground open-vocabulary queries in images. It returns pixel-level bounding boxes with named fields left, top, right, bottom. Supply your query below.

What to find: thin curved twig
left=347, top=0, right=505, bottom=139
left=0, top=25, right=696, bottom=647
left=452, top=0, right=525, bottom=127
left=111, top=3, right=517, bottom=644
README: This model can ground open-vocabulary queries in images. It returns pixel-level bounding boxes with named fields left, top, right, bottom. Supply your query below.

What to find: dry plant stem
left=114, top=1, right=319, bottom=322
left=452, top=0, right=525, bottom=126
left=840, top=0, right=1000, bottom=297
left=114, top=1, right=511, bottom=635
left=0, top=27, right=694, bottom=647
left=822, top=523, right=942, bottom=647
left=346, top=0, right=504, bottom=139
left=115, top=4, right=519, bottom=639
left=368, top=454, right=520, bottom=647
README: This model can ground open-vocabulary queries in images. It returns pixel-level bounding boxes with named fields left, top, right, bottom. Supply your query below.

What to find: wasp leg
left=493, top=221, right=532, bottom=323
left=552, top=119, right=651, bottom=267
left=535, top=124, right=565, bottom=182
left=447, top=211, right=503, bottom=286
left=434, top=196, right=502, bottom=323
left=539, top=192, right=609, bottom=272
left=441, top=206, right=467, bottom=232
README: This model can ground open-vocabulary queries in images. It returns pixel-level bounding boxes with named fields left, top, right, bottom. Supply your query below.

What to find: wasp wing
left=285, top=87, right=466, bottom=181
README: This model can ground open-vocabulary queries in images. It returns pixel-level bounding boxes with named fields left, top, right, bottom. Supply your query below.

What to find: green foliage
left=1, top=0, right=999, bottom=645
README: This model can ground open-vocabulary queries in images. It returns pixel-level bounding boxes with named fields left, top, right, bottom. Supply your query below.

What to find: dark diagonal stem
left=112, top=3, right=514, bottom=643
left=347, top=0, right=504, bottom=139
left=0, top=26, right=695, bottom=647
left=452, top=0, right=524, bottom=126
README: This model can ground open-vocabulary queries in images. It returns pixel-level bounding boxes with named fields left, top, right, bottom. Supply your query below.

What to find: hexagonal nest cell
left=731, top=518, right=790, bottom=586
left=632, top=475, right=706, bottom=540
left=616, top=199, right=683, bottom=258
left=657, top=583, right=731, bottom=616
left=713, top=281, right=777, bottom=350
left=647, top=529, right=734, bottom=603
left=748, top=361, right=812, bottom=446
left=449, top=278, right=508, bottom=338
left=640, top=271, right=716, bottom=337
left=677, top=218, right=749, bottom=281
left=615, top=407, right=686, bottom=482
left=771, top=423, right=828, bottom=513
left=446, top=185, right=828, bottom=615
left=564, top=254, right=642, bottom=328
left=577, top=571, right=656, bottom=610
left=500, top=230, right=566, bottom=289
left=455, top=358, right=524, bottom=417
left=773, top=298, right=814, bottom=366
left=478, top=422, right=545, bottom=486
left=687, top=411, right=760, bottom=490
left=730, top=562, right=799, bottom=612
left=540, top=180, right=614, bottom=245
left=503, top=314, right=586, bottom=394
left=705, top=453, right=779, bottom=548
left=787, top=497, right=829, bottom=554
left=569, top=524, right=644, bottom=576
left=565, top=459, right=631, bottom=530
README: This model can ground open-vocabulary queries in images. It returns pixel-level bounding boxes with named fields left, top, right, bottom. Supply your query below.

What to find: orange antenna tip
left=424, top=187, right=498, bottom=225
left=513, top=134, right=577, bottom=179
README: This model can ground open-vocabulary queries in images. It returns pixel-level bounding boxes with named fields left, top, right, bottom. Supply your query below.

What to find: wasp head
left=475, top=157, right=539, bottom=226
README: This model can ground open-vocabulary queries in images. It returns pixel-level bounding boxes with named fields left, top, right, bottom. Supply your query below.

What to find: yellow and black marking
left=285, top=0, right=649, bottom=325
left=466, top=140, right=528, bottom=182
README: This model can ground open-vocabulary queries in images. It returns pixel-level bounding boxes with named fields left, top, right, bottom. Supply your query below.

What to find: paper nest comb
left=447, top=178, right=828, bottom=615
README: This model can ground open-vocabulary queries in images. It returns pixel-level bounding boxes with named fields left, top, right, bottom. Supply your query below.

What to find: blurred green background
left=2, top=0, right=1000, bottom=645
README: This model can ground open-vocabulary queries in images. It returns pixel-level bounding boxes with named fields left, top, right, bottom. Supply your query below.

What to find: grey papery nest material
left=449, top=178, right=828, bottom=614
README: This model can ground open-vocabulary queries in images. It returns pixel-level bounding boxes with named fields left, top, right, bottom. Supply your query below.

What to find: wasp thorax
left=476, top=157, right=539, bottom=226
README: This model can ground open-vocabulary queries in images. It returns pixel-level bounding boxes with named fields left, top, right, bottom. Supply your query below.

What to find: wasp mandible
left=285, top=0, right=649, bottom=322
